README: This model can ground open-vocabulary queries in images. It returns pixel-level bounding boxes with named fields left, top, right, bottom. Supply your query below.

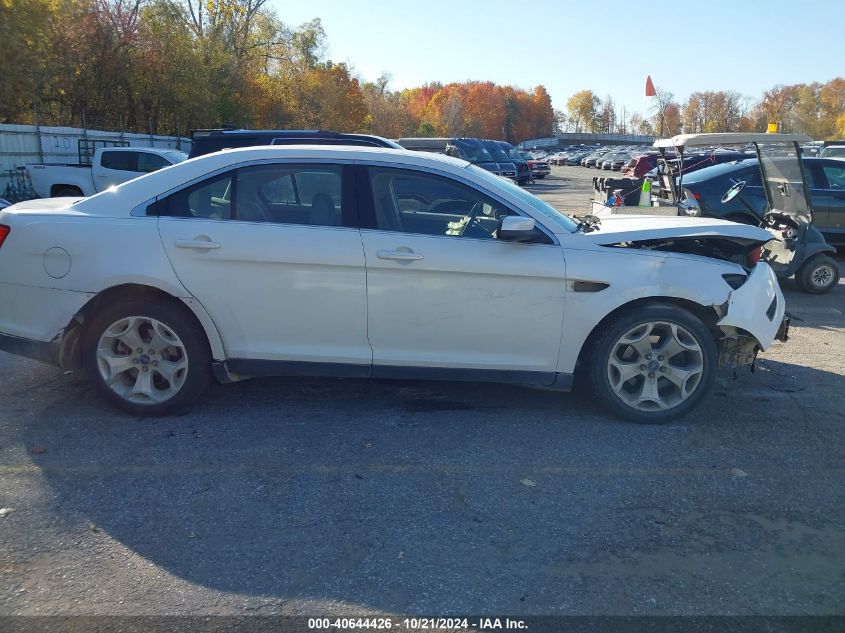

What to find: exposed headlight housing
left=722, top=273, right=748, bottom=289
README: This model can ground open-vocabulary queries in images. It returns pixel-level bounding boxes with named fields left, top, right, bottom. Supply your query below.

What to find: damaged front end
left=714, top=262, right=789, bottom=371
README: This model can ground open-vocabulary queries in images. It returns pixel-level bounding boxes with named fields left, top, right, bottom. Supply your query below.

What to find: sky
left=268, top=0, right=845, bottom=117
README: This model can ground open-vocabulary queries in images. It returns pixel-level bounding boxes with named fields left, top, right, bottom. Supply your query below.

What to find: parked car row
left=397, top=137, right=535, bottom=184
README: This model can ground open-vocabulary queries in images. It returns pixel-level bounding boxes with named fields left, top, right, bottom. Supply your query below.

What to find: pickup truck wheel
left=53, top=186, right=83, bottom=197
left=796, top=255, right=840, bottom=294
left=590, top=304, right=717, bottom=424
left=82, top=299, right=211, bottom=416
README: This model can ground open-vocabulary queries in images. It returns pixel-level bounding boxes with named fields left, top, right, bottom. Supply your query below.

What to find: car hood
left=580, top=214, right=772, bottom=244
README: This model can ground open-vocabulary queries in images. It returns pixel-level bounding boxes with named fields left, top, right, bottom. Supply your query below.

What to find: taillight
left=0, top=225, right=9, bottom=248
left=748, top=246, right=763, bottom=266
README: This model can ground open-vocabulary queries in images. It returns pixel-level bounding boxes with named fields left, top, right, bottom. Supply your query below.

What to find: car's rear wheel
left=82, top=299, right=211, bottom=416
left=796, top=254, right=839, bottom=294
left=590, top=304, right=717, bottom=424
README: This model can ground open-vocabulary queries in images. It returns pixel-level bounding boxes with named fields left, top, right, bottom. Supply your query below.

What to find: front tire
left=589, top=304, right=717, bottom=424
left=796, top=255, right=839, bottom=294
left=82, top=298, right=212, bottom=416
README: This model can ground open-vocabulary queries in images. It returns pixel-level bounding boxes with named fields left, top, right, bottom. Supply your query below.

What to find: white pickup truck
left=26, top=147, right=187, bottom=198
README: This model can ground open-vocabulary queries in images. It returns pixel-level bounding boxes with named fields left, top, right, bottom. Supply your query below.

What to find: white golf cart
left=592, top=133, right=840, bottom=294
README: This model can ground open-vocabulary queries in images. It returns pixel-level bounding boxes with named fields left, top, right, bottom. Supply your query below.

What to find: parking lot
left=1, top=166, right=844, bottom=617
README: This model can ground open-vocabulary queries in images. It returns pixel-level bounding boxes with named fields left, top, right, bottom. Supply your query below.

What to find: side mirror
left=497, top=216, right=544, bottom=243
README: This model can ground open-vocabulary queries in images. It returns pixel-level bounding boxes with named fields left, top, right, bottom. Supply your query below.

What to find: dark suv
left=189, top=129, right=403, bottom=158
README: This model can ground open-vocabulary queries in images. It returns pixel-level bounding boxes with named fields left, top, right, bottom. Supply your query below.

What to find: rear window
left=683, top=160, right=759, bottom=185
left=101, top=150, right=137, bottom=171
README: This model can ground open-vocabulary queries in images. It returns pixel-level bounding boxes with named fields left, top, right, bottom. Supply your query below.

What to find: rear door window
left=160, top=172, right=233, bottom=219
left=157, top=164, right=346, bottom=228
left=100, top=151, right=138, bottom=172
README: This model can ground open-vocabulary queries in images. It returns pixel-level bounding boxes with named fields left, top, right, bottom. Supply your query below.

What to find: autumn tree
left=566, top=90, right=600, bottom=133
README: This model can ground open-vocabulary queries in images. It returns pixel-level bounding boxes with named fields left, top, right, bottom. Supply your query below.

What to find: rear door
left=157, top=161, right=370, bottom=370
left=94, top=150, right=142, bottom=190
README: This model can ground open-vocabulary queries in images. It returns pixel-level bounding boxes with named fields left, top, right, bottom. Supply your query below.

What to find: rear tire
left=589, top=304, right=717, bottom=424
left=796, top=255, right=840, bottom=294
left=82, top=298, right=212, bottom=416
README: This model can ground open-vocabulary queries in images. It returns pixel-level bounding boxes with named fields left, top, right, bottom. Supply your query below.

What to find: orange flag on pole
left=645, top=76, right=656, bottom=97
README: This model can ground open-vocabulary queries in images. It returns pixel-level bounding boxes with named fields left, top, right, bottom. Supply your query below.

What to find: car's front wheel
left=590, top=304, right=717, bottom=424
left=82, top=298, right=211, bottom=416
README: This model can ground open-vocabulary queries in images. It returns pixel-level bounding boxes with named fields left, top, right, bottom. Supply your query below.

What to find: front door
left=358, top=165, right=566, bottom=380
left=815, top=160, right=845, bottom=244
left=157, top=162, right=370, bottom=370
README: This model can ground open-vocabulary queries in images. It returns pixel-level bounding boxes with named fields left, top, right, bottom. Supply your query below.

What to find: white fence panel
left=0, top=123, right=191, bottom=198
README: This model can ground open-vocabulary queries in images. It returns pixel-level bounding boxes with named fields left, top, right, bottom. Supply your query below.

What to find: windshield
left=756, top=142, right=812, bottom=218
left=822, top=147, right=845, bottom=159
left=484, top=142, right=510, bottom=162
left=163, top=151, right=188, bottom=163
left=466, top=164, right=578, bottom=233
left=680, top=159, right=758, bottom=184
left=450, top=140, right=495, bottom=164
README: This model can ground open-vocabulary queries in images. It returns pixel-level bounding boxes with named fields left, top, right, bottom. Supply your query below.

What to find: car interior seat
left=309, top=192, right=339, bottom=226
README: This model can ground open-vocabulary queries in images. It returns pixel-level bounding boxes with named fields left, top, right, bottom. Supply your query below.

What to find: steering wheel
left=458, top=202, right=496, bottom=238
left=721, top=180, right=746, bottom=204
left=762, top=211, right=802, bottom=230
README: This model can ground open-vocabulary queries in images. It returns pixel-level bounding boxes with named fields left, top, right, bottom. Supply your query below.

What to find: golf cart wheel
left=589, top=304, right=717, bottom=424
left=796, top=255, right=840, bottom=294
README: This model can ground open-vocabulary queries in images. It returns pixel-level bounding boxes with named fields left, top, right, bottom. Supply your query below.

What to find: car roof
left=189, top=129, right=402, bottom=156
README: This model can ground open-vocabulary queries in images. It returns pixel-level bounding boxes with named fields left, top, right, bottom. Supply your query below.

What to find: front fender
left=557, top=247, right=736, bottom=374
left=717, top=263, right=785, bottom=351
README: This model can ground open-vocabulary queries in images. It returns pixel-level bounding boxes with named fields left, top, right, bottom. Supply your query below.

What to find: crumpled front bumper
left=717, top=262, right=786, bottom=351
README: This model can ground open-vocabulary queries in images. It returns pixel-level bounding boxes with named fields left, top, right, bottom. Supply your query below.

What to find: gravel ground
left=1, top=168, right=843, bottom=618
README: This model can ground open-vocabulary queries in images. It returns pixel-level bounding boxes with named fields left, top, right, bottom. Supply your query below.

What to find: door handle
left=175, top=239, right=221, bottom=250
left=377, top=249, right=423, bottom=261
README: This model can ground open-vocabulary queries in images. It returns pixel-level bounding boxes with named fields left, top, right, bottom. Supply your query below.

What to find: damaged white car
left=0, top=146, right=788, bottom=423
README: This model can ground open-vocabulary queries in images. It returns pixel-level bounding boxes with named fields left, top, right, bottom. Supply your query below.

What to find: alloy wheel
left=606, top=321, right=704, bottom=412
left=95, top=316, right=189, bottom=404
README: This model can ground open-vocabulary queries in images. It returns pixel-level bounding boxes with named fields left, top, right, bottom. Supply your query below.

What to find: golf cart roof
left=653, top=133, right=813, bottom=149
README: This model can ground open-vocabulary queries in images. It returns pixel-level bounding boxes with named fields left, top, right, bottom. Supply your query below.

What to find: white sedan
left=0, top=146, right=788, bottom=423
